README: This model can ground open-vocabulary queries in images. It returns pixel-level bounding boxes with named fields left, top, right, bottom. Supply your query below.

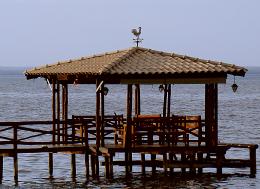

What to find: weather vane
left=132, top=27, right=143, bottom=47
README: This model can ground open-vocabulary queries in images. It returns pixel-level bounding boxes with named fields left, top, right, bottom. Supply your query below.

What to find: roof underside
left=25, top=47, right=247, bottom=84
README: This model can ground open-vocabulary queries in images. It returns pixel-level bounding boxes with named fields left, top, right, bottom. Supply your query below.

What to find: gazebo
left=23, top=46, right=257, bottom=178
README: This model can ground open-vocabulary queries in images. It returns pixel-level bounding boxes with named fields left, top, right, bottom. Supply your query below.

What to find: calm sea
left=0, top=67, right=259, bottom=188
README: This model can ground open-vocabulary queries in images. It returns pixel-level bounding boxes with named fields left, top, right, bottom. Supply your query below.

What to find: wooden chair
left=113, top=114, right=125, bottom=144
left=132, top=114, right=161, bottom=145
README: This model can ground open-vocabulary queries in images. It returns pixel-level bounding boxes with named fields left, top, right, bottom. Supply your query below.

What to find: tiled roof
left=25, top=47, right=247, bottom=80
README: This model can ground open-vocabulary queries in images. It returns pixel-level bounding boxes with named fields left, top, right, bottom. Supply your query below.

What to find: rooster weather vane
left=132, top=27, right=143, bottom=47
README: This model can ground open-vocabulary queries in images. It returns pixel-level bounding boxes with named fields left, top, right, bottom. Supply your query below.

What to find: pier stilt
left=141, top=153, right=145, bottom=175
left=48, top=153, right=53, bottom=178
left=181, top=153, right=186, bottom=173
left=197, top=152, right=203, bottom=174
left=95, top=156, right=99, bottom=178
left=0, top=156, right=3, bottom=184
left=13, top=154, right=18, bottom=185
left=250, top=146, right=256, bottom=177
left=109, top=155, right=113, bottom=179
left=151, top=154, right=156, bottom=175
left=169, top=153, right=174, bottom=174
left=71, top=154, right=76, bottom=179
left=91, top=155, right=96, bottom=177
left=85, top=153, right=89, bottom=179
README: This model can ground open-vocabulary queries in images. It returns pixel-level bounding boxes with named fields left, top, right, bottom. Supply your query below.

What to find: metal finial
left=132, top=27, right=143, bottom=47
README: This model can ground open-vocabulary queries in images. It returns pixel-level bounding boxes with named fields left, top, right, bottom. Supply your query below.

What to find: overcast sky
left=0, top=0, right=259, bottom=67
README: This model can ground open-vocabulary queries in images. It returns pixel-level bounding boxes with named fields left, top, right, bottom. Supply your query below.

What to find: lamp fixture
left=231, top=76, right=238, bottom=93
left=103, top=87, right=109, bottom=96
left=159, top=84, right=165, bottom=93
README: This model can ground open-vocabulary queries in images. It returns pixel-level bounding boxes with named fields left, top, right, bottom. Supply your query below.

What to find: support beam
left=71, top=154, right=76, bottom=179
left=52, top=80, right=56, bottom=144
left=205, top=84, right=218, bottom=147
left=62, top=83, right=68, bottom=142
left=49, top=153, right=53, bottom=178
left=101, top=82, right=105, bottom=147
left=125, top=84, right=133, bottom=173
left=85, top=153, right=89, bottom=179
left=56, top=81, right=60, bottom=144
left=134, top=84, right=141, bottom=115
left=13, top=124, right=18, bottom=184
left=167, top=84, right=171, bottom=117
left=163, top=84, right=168, bottom=118
left=0, top=156, right=3, bottom=184
left=95, top=79, right=101, bottom=177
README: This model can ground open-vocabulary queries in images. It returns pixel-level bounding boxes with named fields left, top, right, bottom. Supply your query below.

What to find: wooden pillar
left=56, top=81, right=61, bottom=144
left=250, top=146, right=257, bottom=177
left=213, top=84, right=218, bottom=146
left=71, top=154, right=76, bottom=178
left=205, top=83, right=218, bottom=148
left=125, top=84, right=133, bottom=173
left=49, top=153, right=53, bottom=178
left=85, top=153, right=89, bottom=179
left=134, top=84, right=141, bottom=115
left=95, top=79, right=101, bottom=177
left=52, top=80, right=56, bottom=144
left=62, top=83, right=68, bottom=142
left=101, top=83, right=105, bottom=147
left=163, top=84, right=168, bottom=117
left=13, top=124, right=18, bottom=184
left=0, top=156, right=3, bottom=184
left=167, top=84, right=171, bottom=117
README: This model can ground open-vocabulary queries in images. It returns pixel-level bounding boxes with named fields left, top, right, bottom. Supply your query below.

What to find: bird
left=131, top=27, right=142, bottom=37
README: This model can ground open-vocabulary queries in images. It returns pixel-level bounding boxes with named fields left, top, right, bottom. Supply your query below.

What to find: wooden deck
left=0, top=119, right=258, bottom=184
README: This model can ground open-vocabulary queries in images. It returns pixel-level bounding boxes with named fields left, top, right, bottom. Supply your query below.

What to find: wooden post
left=85, top=153, right=89, bottom=179
left=250, top=146, right=257, bottom=177
left=135, top=84, right=141, bottom=115
left=91, top=154, right=96, bottom=178
left=62, top=83, right=68, bottom=142
left=205, top=84, right=218, bottom=147
left=101, top=82, right=105, bottom=147
left=125, top=84, right=133, bottom=173
left=109, top=155, right=113, bottom=179
left=13, top=124, right=18, bottom=184
left=141, top=153, right=145, bottom=175
left=49, top=153, right=53, bottom=178
left=151, top=154, right=156, bottom=175
left=71, top=154, right=76, bottom=178
left=95, top=79, right=101, bottom=177
left=52, top=80, right=56, bottom=144
left=167, top=84, right=171, bottom=117
left=0, top=156, right=3, bottom=184
left=197, top=152, right=203, bottom=174
left=163, top=84, right=168, bottom=117
left=213, top=84, right=218, bottom=146
left=56, top=81, right=61, bottom=144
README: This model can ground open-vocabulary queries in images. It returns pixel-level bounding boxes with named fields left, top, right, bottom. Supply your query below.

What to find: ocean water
left=0, top=67, right=259, bottom=188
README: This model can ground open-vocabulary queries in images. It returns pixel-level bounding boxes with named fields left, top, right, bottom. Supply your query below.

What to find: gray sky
left=0, top=0, right=259, bottom=67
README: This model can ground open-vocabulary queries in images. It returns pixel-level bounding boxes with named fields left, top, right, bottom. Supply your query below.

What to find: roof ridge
left=100, top=47, right=138, bottom=74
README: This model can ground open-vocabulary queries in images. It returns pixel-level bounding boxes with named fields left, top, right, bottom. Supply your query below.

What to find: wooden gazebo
left=22, top=47, right=257, bottom=179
